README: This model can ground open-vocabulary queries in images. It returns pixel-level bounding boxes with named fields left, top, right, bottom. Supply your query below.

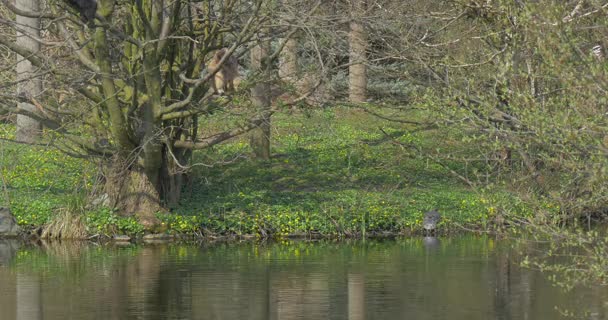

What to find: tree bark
left=250, top=37, right=272, bottom=160
left=15, top=0, right=42, bottom=143
left=94, top=1, right=133, bottom=153
left=348, top=0, right=367, bottom=103
left=279, top=38, right=298, bottom=82
left=105, top=157, right=163, bottom=228
left=160, top=145, right=189, bottom=209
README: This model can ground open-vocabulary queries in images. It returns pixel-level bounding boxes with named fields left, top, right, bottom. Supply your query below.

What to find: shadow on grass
left=178, top=135, right=468, bottom=216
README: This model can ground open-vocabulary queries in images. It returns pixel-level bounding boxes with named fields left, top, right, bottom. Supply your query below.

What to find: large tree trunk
left=15, top=0, right=42, bottom=143
left=105, top=157, right=163, bottom=228
left=348, top=0, right=367, bottom=103
left=250, top=37, right=272, bottom=160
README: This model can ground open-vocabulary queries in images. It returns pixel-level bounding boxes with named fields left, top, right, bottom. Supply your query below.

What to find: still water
left=0, top=236, right=606, bottom=320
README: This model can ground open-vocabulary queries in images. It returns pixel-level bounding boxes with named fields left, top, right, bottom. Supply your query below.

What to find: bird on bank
left=423, top=209, right=441, bottom=235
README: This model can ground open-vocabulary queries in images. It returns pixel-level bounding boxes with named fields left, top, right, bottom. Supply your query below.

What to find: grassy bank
left=1, top=107, right=523, bottom=238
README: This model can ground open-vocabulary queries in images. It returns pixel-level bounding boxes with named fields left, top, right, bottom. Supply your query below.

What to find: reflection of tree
left=587, top=286, right=608, bottom=320
left=348, top=273, right=364, bottom=320
left=189, top=256, right=269, bottom=319
left=126, top=246, right=163, bottom=317
left=0, top=240, right=19, bottom=266
left=0, top=265, right=16, bottom=319
left=518, top=269, right=532, bottom=320
left=16, top=273, right=41, bottom=320
left=270, top=272, right=330, bottom=320
left=5, top=238, right=608, bottom=319
left=7, top=242, right=144, bottom=318
left=494, top=247, right=511, bottom=320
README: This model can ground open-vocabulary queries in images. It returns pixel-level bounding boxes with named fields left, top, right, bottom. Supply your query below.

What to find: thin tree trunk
left=15, top=0, right=42, bottom=143
left=349, top=0, right=367, bottom=103
left=279, top=38, right=298, bottom=82
left=250, top=37, right=271, bottom=160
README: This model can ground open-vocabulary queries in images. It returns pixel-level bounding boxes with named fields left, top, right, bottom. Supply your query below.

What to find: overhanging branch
left=1, top=0, right=56, bottom=18
left=173, top=111, right=273, bottom=150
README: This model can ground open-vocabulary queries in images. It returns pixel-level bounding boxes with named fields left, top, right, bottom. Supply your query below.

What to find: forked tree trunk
left=250, top=36, right=272, bottom=160
left=15, top=0, right=42, bottom=142
left=349, top=0, right=367, bottom=103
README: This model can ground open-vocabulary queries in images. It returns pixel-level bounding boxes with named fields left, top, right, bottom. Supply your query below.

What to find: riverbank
left=1, top=106, right=529, bottom=239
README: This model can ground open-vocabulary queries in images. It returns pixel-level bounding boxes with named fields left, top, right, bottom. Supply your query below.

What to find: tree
left=444, top=1, right=607, bottom=218
left=277, top=0, right=298, bottom=83
left=0, top=0, right=278, bottom=226
left=249, top=34, right=272, bottom=160
left=0, top=0, right=329, bottom=226
left=279, top=38, right=298, bottom=82
left=348, top=0, right=367, bottom=103
left=14, top=0, right=42, bottom=143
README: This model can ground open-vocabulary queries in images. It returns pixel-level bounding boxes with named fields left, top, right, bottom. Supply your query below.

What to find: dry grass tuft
left=41, top=208, right=88, bottom=239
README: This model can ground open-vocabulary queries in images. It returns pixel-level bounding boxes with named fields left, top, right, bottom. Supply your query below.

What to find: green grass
left=0, top=134, right=96, bottom=227
left=0, top=106, right=516, bottom=237
left=176, top=106, right=501, bottom=236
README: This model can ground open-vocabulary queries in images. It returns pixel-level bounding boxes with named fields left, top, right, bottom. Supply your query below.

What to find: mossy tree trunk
left=92, top=0, right=161, bottom=225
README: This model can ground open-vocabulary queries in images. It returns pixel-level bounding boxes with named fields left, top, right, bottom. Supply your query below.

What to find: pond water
left=0, top=236, right=606, bottom=320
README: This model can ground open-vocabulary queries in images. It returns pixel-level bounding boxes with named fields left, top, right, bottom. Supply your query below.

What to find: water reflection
left=0, top=237, right=606, bottom=320
left=16, top=273, right=41, bottom=320
left=348, top=273, right=364, bottom=320
left=422, top=236, right=441, bottom=251
left=0, top=240, right=18, bottom=266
